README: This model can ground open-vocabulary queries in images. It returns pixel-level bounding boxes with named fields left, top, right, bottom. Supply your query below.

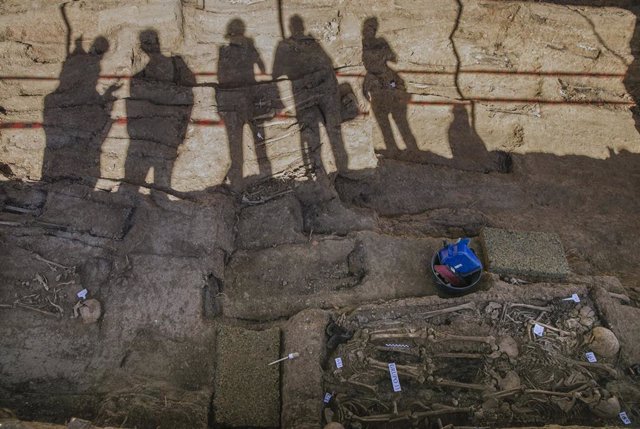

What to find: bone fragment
left=435, top=378, right=489, bottom=391
left=15, top=303, right=58, bottom=317
left=412, top=406, right=474, bottom=418
left=417, top=302, right=476, bottom=319
left=527, top=320, right=571, bottom=336
left=430, top=332, right=497, bottom=350
left=564, top=358, right=619, bottom=379
left=345, top=378, right=378, bottom=394
left=509, top=303, right=552, bottom=312
left=433, top=352, right=484, bottom=359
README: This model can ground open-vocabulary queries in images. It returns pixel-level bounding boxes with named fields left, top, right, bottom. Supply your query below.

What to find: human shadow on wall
left=42, top=4, right=120, bottom=185
left=445, top=104, right=512, bottom=173
left=124, top=29, right=195, bottom=194
left=216, top=18, right=283, bottom=189
left=362, top=17, right=419, bottom=155
left=272, top=14, right=348, bottom=178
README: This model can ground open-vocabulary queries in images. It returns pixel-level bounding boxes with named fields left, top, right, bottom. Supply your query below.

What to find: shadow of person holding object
left=124, top=29, right=195, bottom=194
left=41, top=4, right=120, bottom=185
left=362, top=17, right=418, bottom=155
left=272, top=14, right=348, bottom=178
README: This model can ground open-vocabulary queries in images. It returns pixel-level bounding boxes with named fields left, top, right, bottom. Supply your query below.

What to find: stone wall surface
left=1, top=0, right=639, bottom=191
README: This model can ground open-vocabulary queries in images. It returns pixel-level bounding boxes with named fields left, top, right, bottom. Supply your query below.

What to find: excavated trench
left=1, top=0, right=640, bottom=428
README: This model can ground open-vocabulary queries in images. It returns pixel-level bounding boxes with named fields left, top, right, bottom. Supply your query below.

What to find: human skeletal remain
left=416, top=301, right=476, bottom=319
left=428, top=329, right=498, bottom=351
left=564, top=358, right=619, bottom=379
left=435, top=378, right=492, bottom=392
left=527, top=320, right=572, bottom=336
left=590, top=395, right=621, bottom=418
left=587, top=327, right=620, bottom=358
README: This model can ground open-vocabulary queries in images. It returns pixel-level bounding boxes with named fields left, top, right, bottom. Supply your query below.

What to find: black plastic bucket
left=431, top=252, right=482, bottom=296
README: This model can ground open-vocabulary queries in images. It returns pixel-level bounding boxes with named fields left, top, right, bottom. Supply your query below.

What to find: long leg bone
left=428, top=330, right=498, bottom=351
left=352, top=410, right=412, bottom=422
left=367, top=357, right=427, bottom=380
left=345, top=378, right=378, bottom=394
left=412, top=406, right=474, bottom=418
left=509, top=303, right=552, bottom=312
left=563, top=358, right=619, bottom=379
left=433, top=352, right=485, bottom=359
left=369, top=328, right=427, bottom=342
left=435, top=377, right=491, bottom=391
left=417, top=302, right=476, bottom=319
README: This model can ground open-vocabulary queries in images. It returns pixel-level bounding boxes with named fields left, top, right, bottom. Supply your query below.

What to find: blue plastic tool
left=437, top=238, right=482, bottom=276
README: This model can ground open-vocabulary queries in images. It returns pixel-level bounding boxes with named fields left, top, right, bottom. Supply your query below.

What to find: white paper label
left=619, top=411, right=631, bottom=425
left=585, top=352, right=597, bottom=363
left=533, top=324, right=545, bottom=337
left=77, top=289, right=88, bottom=300
left=388, top=363, right=402, bottom=392
left=323, top=392, right=332, bottom=404
left=335, top=357, right=343, bottom=369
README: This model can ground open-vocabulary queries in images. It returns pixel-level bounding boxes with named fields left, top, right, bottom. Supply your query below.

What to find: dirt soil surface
left=1, top=0, right=640, bottom=428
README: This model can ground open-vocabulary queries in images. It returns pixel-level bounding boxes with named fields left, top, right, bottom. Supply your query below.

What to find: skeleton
left=327, top=293, right=631, bottom=427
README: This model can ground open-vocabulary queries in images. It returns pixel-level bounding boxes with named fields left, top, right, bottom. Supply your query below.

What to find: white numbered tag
left=533, top=323, right=545, bottom=337
left=323, top=392, right=332, bottom=404
left=335, top=357, right=343, bottom=369
left=619, top=411, right=631, bottom=425
left=585, top=352, right=597, bottom=363
left=388, top=363, right=402, bottom=392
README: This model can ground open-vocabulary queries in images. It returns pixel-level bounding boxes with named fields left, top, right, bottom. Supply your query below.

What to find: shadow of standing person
left=217, top=18, right=277, bottom=189
left=272, top=14, right=348, bottom=177
left=124, top=29, right=195, bottom=194
left=42, top=4, right=120, bottom=185
left=447, top=104, right=511, bottom=173
left=362, top=17, right=418, bottom=156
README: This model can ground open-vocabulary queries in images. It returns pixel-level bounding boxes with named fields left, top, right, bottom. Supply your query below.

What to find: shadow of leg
left=391, top=97, right=418, bottom=152
left=371, top=99, right=399, bottom=154
left=223, top=114, right=245, bottom=189
left=298, top=107, right=323, bottom=177
left=123, top=140, right=150, bottom=189
left=319, top=97, right=348, bottom=174
left=249, top=121, right=272, bottom=178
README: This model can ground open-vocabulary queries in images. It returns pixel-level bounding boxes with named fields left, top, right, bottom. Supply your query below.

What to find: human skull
left=588, top=327, right=620, bottom=358
left=79, top=299, right=102, bottom=324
